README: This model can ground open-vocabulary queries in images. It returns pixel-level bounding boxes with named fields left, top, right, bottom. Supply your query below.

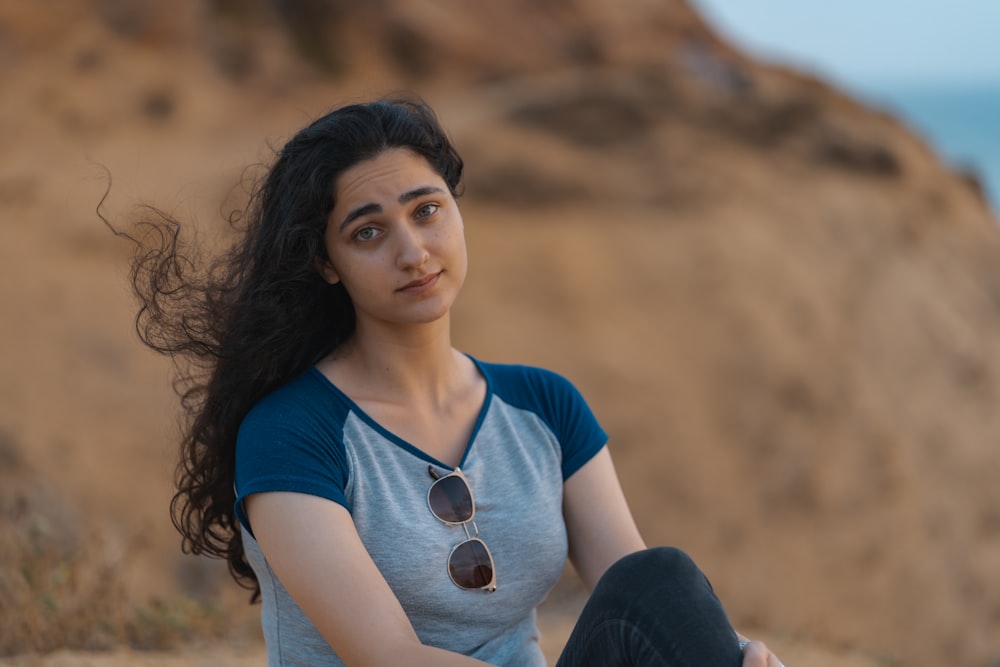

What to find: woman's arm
left=562, top=446, right=647, bottom=590
left=564, top=447, right=784, bottom=667
left=246, top=491, right=491, bottom=667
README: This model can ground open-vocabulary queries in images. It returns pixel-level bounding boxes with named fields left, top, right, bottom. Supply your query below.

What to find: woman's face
left=321, top=148, right=468, bottom=332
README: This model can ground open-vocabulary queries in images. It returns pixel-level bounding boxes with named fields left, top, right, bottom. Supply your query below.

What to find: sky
left=692, top=0, right=1000, bottom=91
left=691, top=1, right=1000, bottom=211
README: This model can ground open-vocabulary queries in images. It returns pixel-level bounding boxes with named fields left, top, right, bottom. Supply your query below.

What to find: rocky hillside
left=1, top=1, right=999, bottom=665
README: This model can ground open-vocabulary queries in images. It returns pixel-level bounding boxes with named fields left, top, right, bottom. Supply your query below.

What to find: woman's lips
left=397, top=271, right=442, bottom=294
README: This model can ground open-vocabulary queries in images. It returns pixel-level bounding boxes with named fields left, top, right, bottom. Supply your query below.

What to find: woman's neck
left=322, top=317, right=470, bottom=407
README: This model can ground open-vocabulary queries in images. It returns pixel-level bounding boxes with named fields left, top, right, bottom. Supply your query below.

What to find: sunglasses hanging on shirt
left=427, top=466, right=497, bottom=592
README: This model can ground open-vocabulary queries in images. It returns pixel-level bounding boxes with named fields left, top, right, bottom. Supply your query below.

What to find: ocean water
left=853, top=82, right=1000, bottom=214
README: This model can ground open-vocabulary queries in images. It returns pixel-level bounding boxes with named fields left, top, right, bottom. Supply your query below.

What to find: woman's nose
left=395, top=224, right=430, bottom=269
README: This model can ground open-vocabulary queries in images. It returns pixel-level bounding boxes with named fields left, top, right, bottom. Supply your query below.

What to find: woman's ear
left=315, top=256, right=341, bottom=285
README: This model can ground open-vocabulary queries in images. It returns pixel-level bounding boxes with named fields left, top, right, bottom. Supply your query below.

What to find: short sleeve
left=530, top=368, right=608, bottom=479
left=234, top=371, right=352, bottom=536
left=479, top=362, right=608, bottom=480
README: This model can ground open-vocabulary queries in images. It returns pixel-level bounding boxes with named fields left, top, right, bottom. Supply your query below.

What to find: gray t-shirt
left=234, top=359, right=607, bottom=666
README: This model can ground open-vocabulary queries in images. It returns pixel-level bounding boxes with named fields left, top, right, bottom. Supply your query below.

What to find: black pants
left=556, top=547, right=744, bottom=667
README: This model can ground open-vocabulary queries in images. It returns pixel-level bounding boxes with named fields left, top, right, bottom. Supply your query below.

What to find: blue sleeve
left=481, top=362, right=608, bottom=480
left=233, top=371, right=351, bottom=537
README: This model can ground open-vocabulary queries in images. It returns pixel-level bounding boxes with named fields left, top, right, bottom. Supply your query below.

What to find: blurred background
left=1, top=1, right=999, bottom=666
left=698, top=0, right=1000, bottom=211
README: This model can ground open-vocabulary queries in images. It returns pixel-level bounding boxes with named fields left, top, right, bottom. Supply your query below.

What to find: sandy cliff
left=1, top=1, right=999, bottom=665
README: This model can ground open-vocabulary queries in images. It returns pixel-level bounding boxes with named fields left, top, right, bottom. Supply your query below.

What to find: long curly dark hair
left=108, top=98, right=464, bottom=599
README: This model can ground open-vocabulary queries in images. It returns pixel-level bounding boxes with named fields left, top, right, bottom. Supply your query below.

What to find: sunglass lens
left=428, top=475, right=473, bottom=523
left=449, top=539, right=494, bottom=590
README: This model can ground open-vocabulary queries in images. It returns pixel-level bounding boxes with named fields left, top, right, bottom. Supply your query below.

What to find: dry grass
left=0, top=433, right=233, bottom=656
left=1, top=472, right=123, bottom=653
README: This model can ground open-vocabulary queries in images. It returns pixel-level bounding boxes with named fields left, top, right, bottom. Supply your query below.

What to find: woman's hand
left=739, top=636, right=784, bottom=667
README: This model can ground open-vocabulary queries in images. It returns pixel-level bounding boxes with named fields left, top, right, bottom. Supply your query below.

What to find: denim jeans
left=555, top=547, right=744, bottom=667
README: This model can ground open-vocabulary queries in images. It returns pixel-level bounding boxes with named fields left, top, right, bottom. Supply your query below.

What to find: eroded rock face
left=1, top=0, right=998, bottom=664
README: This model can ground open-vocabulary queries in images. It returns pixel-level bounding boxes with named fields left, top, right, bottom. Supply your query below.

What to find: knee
left=607, top=546, right=698, bottom=578
left=600, top=547, right=708, bottom=594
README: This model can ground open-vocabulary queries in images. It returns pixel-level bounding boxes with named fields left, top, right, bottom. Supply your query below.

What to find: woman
left=119, top=97, right=783, bottom=666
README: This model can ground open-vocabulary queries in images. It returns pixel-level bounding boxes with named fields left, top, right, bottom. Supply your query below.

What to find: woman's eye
left=354, top=226, right=380, bottom=241
left=415, top=203, right=439, bottom=219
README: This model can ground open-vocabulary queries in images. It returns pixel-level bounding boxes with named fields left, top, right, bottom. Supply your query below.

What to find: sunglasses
left=426, top=466, right=497, bottom=592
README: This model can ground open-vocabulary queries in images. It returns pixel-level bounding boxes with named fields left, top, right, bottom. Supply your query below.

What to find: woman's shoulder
left=472, top=357, right=585, bottom=409
left=241, top=367, right=346, bottom=430
left=474, top=357, right=570, bottom=385
left=471, top=357, right=606, bottom=477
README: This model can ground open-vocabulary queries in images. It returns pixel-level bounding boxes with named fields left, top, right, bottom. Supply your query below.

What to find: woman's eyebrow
left=339, top=186, right=445, bottom=232
left=399, top=185, right=444, bottom=203
left=339, top=203, right=381, bottom=232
